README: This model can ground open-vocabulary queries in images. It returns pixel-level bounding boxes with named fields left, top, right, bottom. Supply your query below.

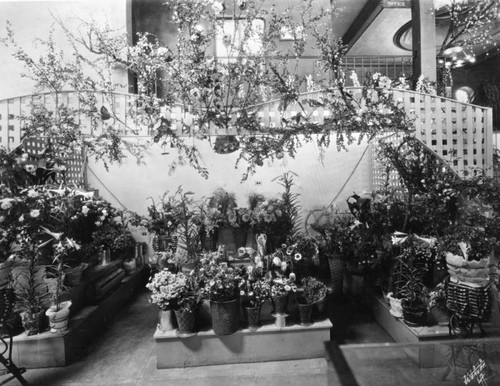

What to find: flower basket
left=174, top=306, right=197, bottom=336
left=210, top=299, right=240, bottom=336
left=445, top=279, right=492, bottom=321
left=213, top=135, right=239, bottom=154
left=45, top=300, right=72, bottom=333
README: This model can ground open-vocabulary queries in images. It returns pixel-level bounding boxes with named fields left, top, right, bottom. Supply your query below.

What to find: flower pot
left=387, top=292, right=403, bottom=318
left=403, top=308, right=427, bottom=327
left=243, top=303, right=261, bottom=331
left=46, top=300, right=72, bottom=333
left=272, top=294, right=289, bottom=315
left=328, top=258, right=345, bottom=296
left=20, top=310, right=47, bottom=336
left=158, top=309, right=176, bottom=332
left=0, top=260, right=13, bottom=290
left=296, top=298, right=314, bottom=326
left=210, top=299, right=240, bottom=336
left=174, top=306, right=197, bottom=337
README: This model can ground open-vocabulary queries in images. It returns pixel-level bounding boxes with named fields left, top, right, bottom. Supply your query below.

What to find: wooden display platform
left=154, top=318, right=333, bottom=369
left=8, top=268, right=145, bottom=368
left=344, top=273, right=499, bottom=368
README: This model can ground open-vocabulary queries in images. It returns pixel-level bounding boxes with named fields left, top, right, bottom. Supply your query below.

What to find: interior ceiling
left=331, top=0, right=500, bottom=58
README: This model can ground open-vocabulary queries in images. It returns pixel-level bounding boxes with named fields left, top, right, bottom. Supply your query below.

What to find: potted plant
left=311, top=213, right=356, bottom=295
left=146, top=268, right=199, bottom=336
left=145, top=191, right=181, bottom=252
left=300, top=276, right=331, bottom=321
left=393, top=259, right=429, bottom=326
left=270, top=275, right=297, bottom=316
left=437, top=225, right=494, bottom=322
left=202, top=188, right=238, bottom=253
left=239, top=265, right=271, bottom=331
left=196, top=251, right=243, bottom=336
left=43, top=230, right=80, bottom=333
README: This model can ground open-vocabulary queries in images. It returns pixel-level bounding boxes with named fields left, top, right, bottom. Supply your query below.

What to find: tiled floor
left=2, top=288, right=489, bottom=386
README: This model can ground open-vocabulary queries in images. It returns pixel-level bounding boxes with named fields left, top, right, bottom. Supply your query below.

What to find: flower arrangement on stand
left=270, top=276, right=297, bottom=327
left=300, top=276, right=331, bottom=322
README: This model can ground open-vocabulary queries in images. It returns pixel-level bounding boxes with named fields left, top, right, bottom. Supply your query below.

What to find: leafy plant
left=301, top=276, right=330, bottom=304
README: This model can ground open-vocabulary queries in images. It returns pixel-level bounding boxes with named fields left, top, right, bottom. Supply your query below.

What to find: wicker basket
left=445, top=280, right=492, bottom=321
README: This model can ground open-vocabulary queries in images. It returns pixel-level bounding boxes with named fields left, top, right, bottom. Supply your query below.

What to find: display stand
left=7, top=268, right=145, bottom=369
left=154, top=318, right=332, bottom=369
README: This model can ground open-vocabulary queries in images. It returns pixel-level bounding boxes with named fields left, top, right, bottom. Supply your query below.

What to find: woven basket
left=210, top=299, right=240, bottom=336
left=445, top=280, right=492, bottom=321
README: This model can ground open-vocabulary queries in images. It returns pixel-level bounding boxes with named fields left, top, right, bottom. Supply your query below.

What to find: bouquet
left=146, top=269, right=196, bottom=311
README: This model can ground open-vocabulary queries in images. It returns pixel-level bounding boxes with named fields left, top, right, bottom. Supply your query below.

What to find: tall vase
left=158, top=309, right=176, bottom=332
left=272, top=294, right=289, bottom=315
left=243, top=302, right=261, bottom=331
left=46, top=300, right=72, bottom=333
left=296, top=299, right=314, bottom=326
left=210, top=299, right=240, bottom=336
left=174, top=306, right=197, bottom=337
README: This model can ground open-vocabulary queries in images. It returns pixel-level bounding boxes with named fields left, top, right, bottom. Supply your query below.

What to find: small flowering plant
left=146, top=269, right=197, bottom=311
left=196, top=251, right=243, bottom=302
left=266, top=242, right=303, bottom=280
left=239, top=269, right=272, bottom=308
left=270, top=276, right=297, bottom=298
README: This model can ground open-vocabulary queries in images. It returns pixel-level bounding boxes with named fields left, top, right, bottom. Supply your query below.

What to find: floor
left=1, top=288, right=490, bottom=386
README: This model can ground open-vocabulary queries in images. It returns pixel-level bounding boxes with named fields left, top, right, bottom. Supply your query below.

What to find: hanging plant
left=213, top=135, right=240, bottom=154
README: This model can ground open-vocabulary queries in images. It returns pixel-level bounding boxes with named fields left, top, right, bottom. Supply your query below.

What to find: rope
left=305, top=143, right=370, bottom=232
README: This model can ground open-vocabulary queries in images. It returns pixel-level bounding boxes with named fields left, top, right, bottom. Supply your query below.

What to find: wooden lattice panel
left=0, top=88, right=494, bottom=191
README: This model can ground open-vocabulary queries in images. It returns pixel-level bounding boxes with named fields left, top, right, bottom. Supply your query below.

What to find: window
left=215, top=19, right=264, bottom=59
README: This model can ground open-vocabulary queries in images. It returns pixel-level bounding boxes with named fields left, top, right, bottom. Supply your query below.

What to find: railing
left=0, top=88, right=493, bottom=186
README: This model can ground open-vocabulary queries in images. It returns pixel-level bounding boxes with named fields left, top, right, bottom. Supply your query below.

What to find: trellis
left=0, top=88, right=493, bottom=188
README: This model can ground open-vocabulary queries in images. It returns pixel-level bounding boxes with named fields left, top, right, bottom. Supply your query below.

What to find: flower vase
left=210, top=299, right=240, bottom=336
left=272, top=294, right=289, bottom=315
left=174, top=307, right=197, bottom=337
left=297, top=298, right=314, bottom=326
left=21, top=310, right=46, bottom=336
left=243, top=303, right=261, bottom=331
left=158, top=309, right=176, bottom=332
left=46, top=300, right=72, bottom=333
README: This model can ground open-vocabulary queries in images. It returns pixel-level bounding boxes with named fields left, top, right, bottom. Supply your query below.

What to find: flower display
left=270, top=276, right=297, bottom=298
left=195, top=251, right=243, bottom=302
left=146, top=269, right=196, bottom=311
left=239, top=275, right=271, bottom=308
